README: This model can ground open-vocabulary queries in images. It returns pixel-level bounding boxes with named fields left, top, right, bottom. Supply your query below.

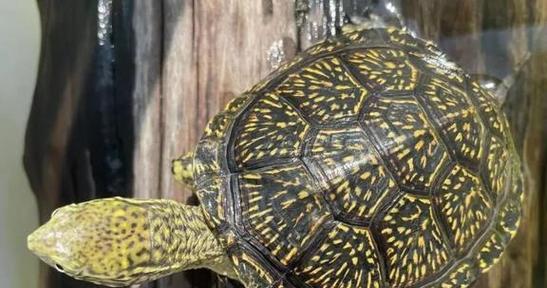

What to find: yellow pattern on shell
left=437, top=165, right=493, bottom=251
left=345, top=48, right=418, bottom=92
left=295, top=223, right=383, bottom=288
left=234, top=93, right=310, bottom=168
left=306, top=127, right=399, bottom=222
left=378, top=194, right=450, bottom=287
left=362, top=97, right=450, bottom=192
left=238, top=162, right=330, bottom=266
left=276, top=56, right=368, bottom=124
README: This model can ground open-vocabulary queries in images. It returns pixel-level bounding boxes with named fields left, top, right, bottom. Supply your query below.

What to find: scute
left=238, top=162, right=330, bottom=266
left=417, top=77, right=484, bottom=170
left=304, top=127, right=399, bottom=223
left=438, top=260, right=478, bottom=288
left=229, top=247, right=277, bottom=288
left=306, top=38, right=345, bottom=56
left=204, top=112, right=231, bottom=139
left=194, top=139, right=222, bottom=184
left=435, top=164, right=493, bottom=252
left=362, top=97, right=449, bottom=192
left=339, top=27, right=386, bottom=46
left=226, top=93, right=254, bottom=113
left=407, top=51, right=465, bottom=84
left=276, top=56, right=368, bottom=125
left=482, top=134, right=509, bottom=201
left=495, top=155, right=524, bottom=242
left=476, top=231, right=505, bottom=272
left=233, top=93, right=309, bottom=169
left=342, top=48, right=419, bottom=92
left=195, top=93, right=254, bottom=184
left=376, top=194, right=451, bottom=287
left=384, top=27, right=441, bottom=56
left=294, top=223, right=383, bottom=288
left=196, top=176, right=227, bottom=229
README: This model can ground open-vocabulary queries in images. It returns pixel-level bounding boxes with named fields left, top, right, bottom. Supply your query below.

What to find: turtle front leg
left=172, top=151, right=195, bottom=188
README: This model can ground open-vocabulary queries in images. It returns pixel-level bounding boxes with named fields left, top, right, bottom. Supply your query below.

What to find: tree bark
left=25, top=1, right=546, bottom=287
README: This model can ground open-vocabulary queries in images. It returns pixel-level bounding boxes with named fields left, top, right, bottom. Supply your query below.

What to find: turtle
left=27, top=7, right=525, bottom=288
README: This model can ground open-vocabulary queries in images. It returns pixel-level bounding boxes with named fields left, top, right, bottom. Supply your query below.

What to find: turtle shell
left=193, top=27, right=523, bottom=288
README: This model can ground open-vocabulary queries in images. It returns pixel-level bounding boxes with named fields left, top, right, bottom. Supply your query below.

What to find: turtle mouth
left=27, top=230, right=52, bottom=262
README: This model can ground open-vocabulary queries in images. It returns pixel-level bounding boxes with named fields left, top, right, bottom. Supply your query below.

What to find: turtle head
left=28, top=197, right=233, bottom=287
left=27, top=197, right=156, bottom=287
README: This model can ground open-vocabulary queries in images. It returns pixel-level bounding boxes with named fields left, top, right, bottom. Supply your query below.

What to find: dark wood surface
left=24, top=1, right=546, bottom=287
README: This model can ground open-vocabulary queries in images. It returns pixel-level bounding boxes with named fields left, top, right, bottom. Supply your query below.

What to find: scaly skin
left=27, top=197, right=237, bottom=287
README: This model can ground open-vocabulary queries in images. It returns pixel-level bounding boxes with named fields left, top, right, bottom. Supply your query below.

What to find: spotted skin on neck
left=28, top=197, right=235, bottom=287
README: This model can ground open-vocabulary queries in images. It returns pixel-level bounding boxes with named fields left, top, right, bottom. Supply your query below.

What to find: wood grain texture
left=131, top=0, right=163, bottom=202
left=154, top=1, right=299, bottom=287
left=25, top=1, right=546, bottom=288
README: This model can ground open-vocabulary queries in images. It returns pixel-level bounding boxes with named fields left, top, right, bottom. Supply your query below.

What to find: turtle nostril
left=55, top=264, right=64, bottom=272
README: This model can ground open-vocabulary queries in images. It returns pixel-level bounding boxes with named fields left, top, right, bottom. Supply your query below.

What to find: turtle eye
left=55, top=264, right=65, bottom=272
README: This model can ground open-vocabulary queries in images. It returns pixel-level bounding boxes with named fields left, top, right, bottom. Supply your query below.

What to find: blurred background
left=1, top=0, right=546, bottom=288
left=0, top=1, right=40, bottom=288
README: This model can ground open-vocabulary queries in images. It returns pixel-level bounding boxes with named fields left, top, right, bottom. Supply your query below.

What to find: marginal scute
left=476, top=231, right=505, bottom=272
left=230, top=248, right=276, bottom=288
left=234, top=93, right=309, bottom=168
left=343, top=48, right=418, bottom=92
left=439, top=260, right=478, bottom=288
left=496, top=162, right=523, bottom=243
left=377, top=194, right=450, bottom=287
left=497, top=195, right=522, bottom=244
left=276, top=56, right=368, bottom=124
left=238, top=162, right=331, bottom=265
left=294, top=223, right=383, bottom=288
left=408, top=51, right=464, bottom=84
left=305, top=127, right=399, bottom=222
left=225, top=93, right=254, bottom=114
left=436, top=164, right=493, bottom=252
left=306, top=39, right=344, bottom=56
left=194, top=139, right=222, bottom=184
left=272, top=278, right=292, bottom=288
left=340, top=28, right=386, bottom=46
left=362, top=97, right=449, bottom=192
left=204, top=112, right=232, bottom=139
left=196, top=177, right=227, bottom=229
left=385, top=27, right=442, bottom=56
left=418, top=77, right=484, bottom=169
left=274, top=54, right=305, bottom=75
